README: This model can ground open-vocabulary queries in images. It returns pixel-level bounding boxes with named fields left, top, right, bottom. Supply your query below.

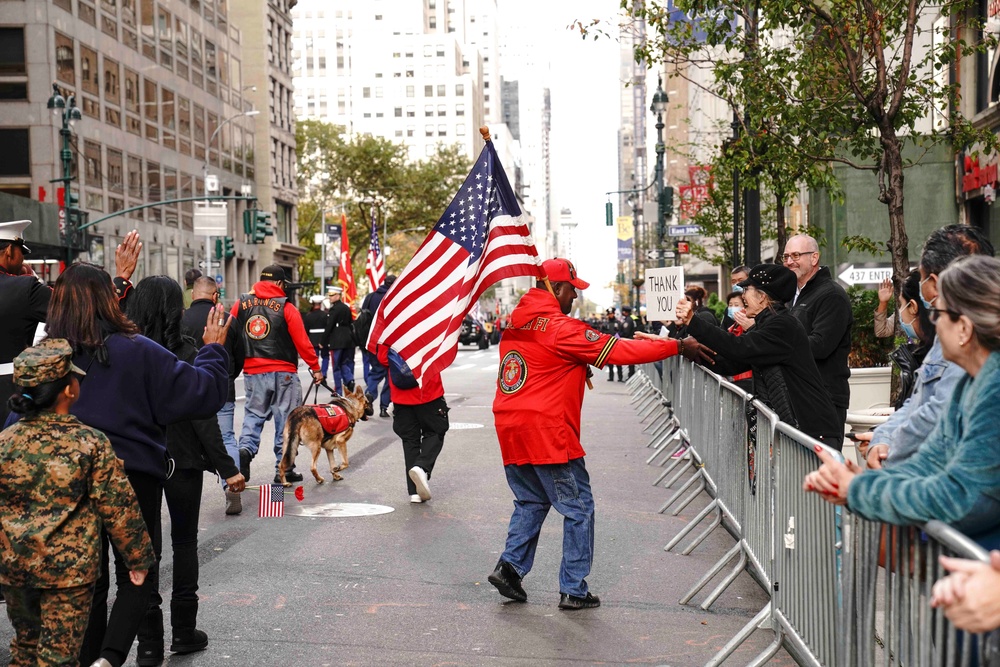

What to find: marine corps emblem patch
left=585, top=329, right=600, bottom=342
left=498, top=351, right=527, bottom=394
left=246, top=314, right=271, bottom=340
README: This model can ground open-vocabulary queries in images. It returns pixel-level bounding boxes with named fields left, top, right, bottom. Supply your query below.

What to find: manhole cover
left=449, top=422, right=484, bottom=430
left=288, top=503, right=395, bottom=518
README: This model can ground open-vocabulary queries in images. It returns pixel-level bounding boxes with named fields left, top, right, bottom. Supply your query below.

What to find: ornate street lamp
left=46, top=82, right=83, bottom=258
left=650, top=77, right=669, bottom=268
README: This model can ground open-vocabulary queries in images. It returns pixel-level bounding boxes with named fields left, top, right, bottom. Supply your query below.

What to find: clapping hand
left=202, top=304, right=233, bottom=347
left=733, top=310, right=755, bottom=330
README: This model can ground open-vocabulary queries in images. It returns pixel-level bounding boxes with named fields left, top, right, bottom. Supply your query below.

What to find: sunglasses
left=781, top=251, right=816, bottom=262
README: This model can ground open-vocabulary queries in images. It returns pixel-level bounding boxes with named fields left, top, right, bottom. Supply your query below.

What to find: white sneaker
left=410, top=494, right=423, bottom=503
left=408, top=466, right=431, bottom=501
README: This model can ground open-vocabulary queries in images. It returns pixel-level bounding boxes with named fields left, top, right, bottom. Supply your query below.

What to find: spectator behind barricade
left=0, top=339, right=155, bottom=667
left=804, top=255, right=1000, bottom=549
left=932, top=550, right=1000, bottom=634
left=721, top=291, right=754, bottom=393
left=126, top=276, right=245, bottom=665
left=182, top=268, right=202, bottom=309
left=730, top=265, right=750, bottom=287
left=181, top=276, right=246, bottom=516
left=676, top=264, right=844, bottom=447
left=885, top=270, right=933, bottom=410
left=45, top=262, right=230, bottom=667
left=856, top=225, right=994, bottom=469
left=783, top=234, right=853, bottom=437
left=874, top=278, right=896, bottom=338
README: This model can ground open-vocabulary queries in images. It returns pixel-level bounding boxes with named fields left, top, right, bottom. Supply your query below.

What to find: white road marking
left=447, top=364, right=476, bottom=372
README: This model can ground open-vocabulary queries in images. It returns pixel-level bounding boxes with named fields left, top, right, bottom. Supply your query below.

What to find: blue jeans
left=500, top=458, right=595, bottom=597
left=331, top=348, right=355, bottom=394
left=216, top=401, right=240, bottom=489
left=365, top=353, right=391, bottom=410
left=238, top=371, right=302, bottom=468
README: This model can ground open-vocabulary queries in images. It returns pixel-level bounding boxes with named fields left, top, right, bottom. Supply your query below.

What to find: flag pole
left=480, top=126, right=591, bottom=390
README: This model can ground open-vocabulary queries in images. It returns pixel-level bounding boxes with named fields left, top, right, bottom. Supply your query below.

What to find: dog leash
left=303, top=379, right=337, bottom=406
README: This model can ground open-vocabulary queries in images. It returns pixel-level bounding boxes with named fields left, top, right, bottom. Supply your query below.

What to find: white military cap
left=0, top=220, right=31, bottom=254
left=327, top=286, right=343, bottom=294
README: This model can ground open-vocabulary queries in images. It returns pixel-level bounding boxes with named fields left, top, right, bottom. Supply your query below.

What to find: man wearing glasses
left=782, top=234, right=853, bottom=436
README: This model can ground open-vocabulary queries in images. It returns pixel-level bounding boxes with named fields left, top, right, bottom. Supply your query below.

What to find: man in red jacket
left=489, top=258, right=708, bottom=610
left=231, top=265, right=323, bottom=485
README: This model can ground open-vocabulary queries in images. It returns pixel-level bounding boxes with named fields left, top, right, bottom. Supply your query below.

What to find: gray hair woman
left=805, top=254, right=1000, bottom=548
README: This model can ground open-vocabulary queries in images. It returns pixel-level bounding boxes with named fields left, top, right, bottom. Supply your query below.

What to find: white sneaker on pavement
left=408, top=466, right=431, bottom=501
left=410, top=494, right=423, bottom=503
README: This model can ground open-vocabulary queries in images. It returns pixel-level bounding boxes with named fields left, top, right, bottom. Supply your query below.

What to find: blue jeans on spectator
left=332, top=348, right=355, bottom=394
left=216, top=401, right=239, bottom=489
left=500, top=457, right=595, bottom=598
left=365, top=352, right=391, bottom=410
left=238, top=371, right=302, bottom=469
left=362, top=351, right=371, bottom=386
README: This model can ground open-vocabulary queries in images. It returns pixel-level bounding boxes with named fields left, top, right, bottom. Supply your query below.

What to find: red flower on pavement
left=294, top=486, right=305, bottom=502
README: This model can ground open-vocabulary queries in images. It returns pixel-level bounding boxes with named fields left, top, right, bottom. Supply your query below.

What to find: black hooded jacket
left=686, top=304, right=843, bottom=446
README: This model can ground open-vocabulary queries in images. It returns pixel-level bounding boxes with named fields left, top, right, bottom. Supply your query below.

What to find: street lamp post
left=46, top=82, right=83, bottom=263
left=627, top=193, right=641, bottom=312
left=650, top=76, right=669, bottom=268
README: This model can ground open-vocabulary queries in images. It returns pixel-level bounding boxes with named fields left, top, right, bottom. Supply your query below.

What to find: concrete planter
left=846, top=366, right=893, bottom=430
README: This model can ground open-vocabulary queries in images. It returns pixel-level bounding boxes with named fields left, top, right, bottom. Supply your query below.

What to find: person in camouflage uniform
left=0, top=338, right=156, bottom=667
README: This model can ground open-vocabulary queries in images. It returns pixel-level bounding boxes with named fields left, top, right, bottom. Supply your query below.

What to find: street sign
left=645, top=249, right=677, bottom=260
left=667, top=224, right=702, bottom=237
left=198, top=260, right=220, bottom=269
left=215, top=274, right=224, bottom=285
left=193, top=201, right=228, bottom=236
left=837, top=264, right=894, bottom=286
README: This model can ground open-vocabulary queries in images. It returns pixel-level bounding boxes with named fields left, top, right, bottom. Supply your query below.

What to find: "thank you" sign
left=644, top=266, right=685, bottom=322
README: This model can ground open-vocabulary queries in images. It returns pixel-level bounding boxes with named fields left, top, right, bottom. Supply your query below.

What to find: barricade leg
left=658, top=468, right=705, bottom=515
left=678, top=507, right=726, bottom=556
left=646, top=430, right=682, bottom=465
left=680, top=542, right=741, bottom=605
left=643, top=410, right=672, bottom=434
left=656, top=445, right=695, bottom=489
left=705, top=603, right=779, bottom=667
left=699, top=548, right=748, bottom=610
left=663, top=498, right=720, bottom=552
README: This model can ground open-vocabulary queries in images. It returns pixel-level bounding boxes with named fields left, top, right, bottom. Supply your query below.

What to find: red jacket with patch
left=375, top=345, right=445, bottom=406
left=493, top=288, right=680, bottom=466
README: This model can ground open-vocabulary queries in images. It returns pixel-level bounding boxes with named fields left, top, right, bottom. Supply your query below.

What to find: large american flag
left=258, top=484, right=284, bottom=518
left=366, top=206, right=385, bottom=292
left=366, top=140, right=543, bottom=385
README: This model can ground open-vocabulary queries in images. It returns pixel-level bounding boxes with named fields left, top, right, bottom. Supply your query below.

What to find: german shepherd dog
left=278, top=385, right=373, bottom=486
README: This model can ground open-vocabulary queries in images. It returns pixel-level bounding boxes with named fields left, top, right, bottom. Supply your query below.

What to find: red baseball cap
left=542, top=258, right=589, bottom=290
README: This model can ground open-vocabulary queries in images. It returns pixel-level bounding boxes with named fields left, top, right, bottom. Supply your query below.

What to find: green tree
left=595, top=0, right=996, bottom=297
left=295, top=120, right=471, bottom=295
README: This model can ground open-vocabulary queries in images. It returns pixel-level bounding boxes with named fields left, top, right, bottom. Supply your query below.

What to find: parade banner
left=616, top=216, right=634, bottom=261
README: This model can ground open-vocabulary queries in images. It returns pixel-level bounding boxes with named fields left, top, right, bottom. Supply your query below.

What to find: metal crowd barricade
left=632, top=358, right=1000, bottom=667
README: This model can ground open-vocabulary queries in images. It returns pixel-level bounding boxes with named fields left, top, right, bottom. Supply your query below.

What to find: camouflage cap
left=13, top=338, right=86, bottom=387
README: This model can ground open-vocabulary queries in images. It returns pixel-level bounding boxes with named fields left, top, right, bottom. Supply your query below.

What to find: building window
left=104, top=57, right=120, bottom=104
left=80, top=45, right=98, bottom=95
left=84, top=140, right=102, bottom=188
left=437, top=84, right=445, bottom=96
left=424, top=105, right=433, bottom=117
left=438, top=124, right=447, bottom=136
left=437, top=104, right=446, bottom=116
left=0, top=28, right=26, bottom=75
left=124, top=68, right=139, bottom=112
left=406, top=85, right=415, bottom=97
left=394, top=107, right=402, bottom=117
left=455, top=83, right=464, bottom=96
left=55, top=33, right=75, bottom=85
left=425, top=124, right=433, bottom=137
left=107, top=148, right=124, bottom=193
left=0, top=129, right=28, bottom=176
left=362, top=86, right=370, bottom=98
left=127, top=154, right=142, bottom=199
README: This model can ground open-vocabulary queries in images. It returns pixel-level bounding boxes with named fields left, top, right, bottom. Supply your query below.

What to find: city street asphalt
left=0, top=345, right=792, bottom=666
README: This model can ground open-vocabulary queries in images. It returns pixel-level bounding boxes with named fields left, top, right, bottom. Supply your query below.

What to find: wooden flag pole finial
left=479, top=126, right=491, bottom=143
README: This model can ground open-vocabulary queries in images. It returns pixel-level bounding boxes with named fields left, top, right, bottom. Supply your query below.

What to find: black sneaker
left=238, top=448, right=252, bottom=482
left=487, top=560, right=527, bottom=602
left=379, top=408, right=390, bottom=419
left=558, top=592, right=600, bottom=610
left=276, top=470, right=303, bottom=483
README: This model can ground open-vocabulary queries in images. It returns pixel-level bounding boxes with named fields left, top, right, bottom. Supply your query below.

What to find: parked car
left=459, top=316, right=489, bottom=349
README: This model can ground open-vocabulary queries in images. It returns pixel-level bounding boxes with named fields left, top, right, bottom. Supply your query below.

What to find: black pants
left=163, top=468, right=203, bottom=604
left=79, top=470, right=162, bottom=667
left=392, top=397, right=449, bottom=495
left=608, top=365, right=623, bottom=381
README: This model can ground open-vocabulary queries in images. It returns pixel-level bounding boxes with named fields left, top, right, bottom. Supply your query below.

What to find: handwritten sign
left=644, top=266, right=685, bottom=322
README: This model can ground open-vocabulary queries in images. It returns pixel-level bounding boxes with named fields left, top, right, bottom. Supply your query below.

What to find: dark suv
left=458, top=316, right=489, bottom=349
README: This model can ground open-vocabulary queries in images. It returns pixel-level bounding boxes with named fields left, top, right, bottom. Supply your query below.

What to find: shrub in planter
left=847, top=285, right=894, bottom=368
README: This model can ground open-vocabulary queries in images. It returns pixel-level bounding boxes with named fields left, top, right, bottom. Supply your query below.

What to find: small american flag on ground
left=366, top=139, right=543, bottom=386
left=366, top=205, right=385, bottom=292
left=259, top=484, right=284, bottom=518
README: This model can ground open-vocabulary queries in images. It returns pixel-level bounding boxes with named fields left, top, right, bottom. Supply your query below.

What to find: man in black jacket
left=361, top=275, right=396, bottom=418
left=782, top=234, right=853, bottom=436
left=322, top=287, right=356, bottom=396
left=302, top=295, right=330, bottom=381
left=619, top=305, right=645, bottom=380
left=181, top=277, right=247, bottom=513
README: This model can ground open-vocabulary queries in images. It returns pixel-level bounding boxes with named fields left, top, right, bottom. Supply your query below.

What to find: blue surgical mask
left=899, top=305, right=917, bottom=341
left=727, top=306, right=740, bottom=319
left=918, top=275, right=935, bottom=310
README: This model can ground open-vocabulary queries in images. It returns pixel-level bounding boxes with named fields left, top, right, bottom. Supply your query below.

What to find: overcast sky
left=501, top=0, right=622, bottom=308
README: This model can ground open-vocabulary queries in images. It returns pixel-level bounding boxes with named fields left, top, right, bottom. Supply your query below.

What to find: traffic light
left=605, top=201, right=613, bottom=226
left=252, top=210, right=273, bottom=244
left=243, top=209, right=254, bottom=236
left=215, top=236, right=235, bottom=260
left=659, top=186, right=674, bottom=220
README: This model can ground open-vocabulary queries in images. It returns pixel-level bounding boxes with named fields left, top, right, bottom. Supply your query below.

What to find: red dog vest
left=311, top=405, right=351, bottom=436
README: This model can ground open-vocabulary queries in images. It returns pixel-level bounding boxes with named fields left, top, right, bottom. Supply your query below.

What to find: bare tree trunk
left=775, top=194, right=787, bottom=255
left=881, top=134, right=910, bottom=306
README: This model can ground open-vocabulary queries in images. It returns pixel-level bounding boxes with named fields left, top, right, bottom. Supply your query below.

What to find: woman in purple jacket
left=45, top=263, right=231, bottom=667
